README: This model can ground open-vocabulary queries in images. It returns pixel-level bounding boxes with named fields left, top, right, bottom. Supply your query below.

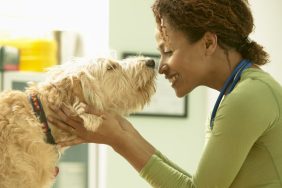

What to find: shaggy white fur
left=0, top=57, right=157, bottom=188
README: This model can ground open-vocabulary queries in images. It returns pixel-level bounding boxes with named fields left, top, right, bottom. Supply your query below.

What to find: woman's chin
left=174, top=89, right=186, bottom=98
left=174, top=87, right=192, bottom=98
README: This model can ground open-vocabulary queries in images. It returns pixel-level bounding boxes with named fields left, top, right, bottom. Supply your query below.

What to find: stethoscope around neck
left=210, top=59, right=252, bottom=130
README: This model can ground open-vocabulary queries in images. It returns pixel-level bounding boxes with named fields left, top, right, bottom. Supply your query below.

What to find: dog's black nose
left=145, top=59, right=155, bottom=68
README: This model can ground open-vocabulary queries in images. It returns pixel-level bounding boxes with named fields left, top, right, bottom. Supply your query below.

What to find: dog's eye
left=106, top=64, right=118, bottom=71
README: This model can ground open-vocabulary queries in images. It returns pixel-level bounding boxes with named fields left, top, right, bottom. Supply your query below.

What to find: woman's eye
left=163, top=50, right=173, bottom=56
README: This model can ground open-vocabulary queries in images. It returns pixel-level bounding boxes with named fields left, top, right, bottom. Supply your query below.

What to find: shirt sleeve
left=155, top=150, right=192, bottom=177
left=140, top=152, right=196, bottom=188
left=140, top=79, right=278, bottom=188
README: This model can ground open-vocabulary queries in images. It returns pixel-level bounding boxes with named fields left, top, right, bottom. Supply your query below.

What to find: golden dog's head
left=40, top=56, right=157, bottom=115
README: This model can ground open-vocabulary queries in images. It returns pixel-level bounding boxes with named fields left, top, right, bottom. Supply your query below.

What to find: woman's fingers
left=48, top=116, right=76, bottom=133
left=57, top=138, right=85, bottom=147
left=61, top=105, right=83, bottom=123
left=48, top=105, right=83, bottom=129
left=85, top=105, right=104, bottom=116
left=47, top=104, right=114, bottom=145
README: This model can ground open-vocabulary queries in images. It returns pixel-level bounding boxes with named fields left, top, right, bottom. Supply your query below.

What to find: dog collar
left=29, top=94, right=56, bottom=145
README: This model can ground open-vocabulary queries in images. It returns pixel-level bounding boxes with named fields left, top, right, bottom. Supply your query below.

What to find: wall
left=0, top=0, right=109, bottom=59
left=106, top=0, right=207, bottom=188
left=249, top=0, right=282, bottom=83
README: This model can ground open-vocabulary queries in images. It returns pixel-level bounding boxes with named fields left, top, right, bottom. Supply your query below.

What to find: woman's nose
left=159, top=64, right=168, bottom=74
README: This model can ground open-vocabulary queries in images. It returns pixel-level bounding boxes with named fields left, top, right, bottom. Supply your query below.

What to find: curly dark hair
left=152, top=0, right=269, bottom=65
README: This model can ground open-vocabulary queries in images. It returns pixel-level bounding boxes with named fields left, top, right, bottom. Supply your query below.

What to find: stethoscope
left=210, top=59, right=252, bottom=130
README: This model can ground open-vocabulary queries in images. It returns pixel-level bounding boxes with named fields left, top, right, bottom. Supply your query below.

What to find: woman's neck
left=205, top=48, right=244, bottom=91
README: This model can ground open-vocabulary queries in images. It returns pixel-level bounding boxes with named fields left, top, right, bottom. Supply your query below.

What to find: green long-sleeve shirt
left=140, top=68, right=282, bottom=188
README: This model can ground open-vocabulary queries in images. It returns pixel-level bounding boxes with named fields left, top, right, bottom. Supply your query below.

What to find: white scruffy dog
left=0, top=57, right=157, bottom=188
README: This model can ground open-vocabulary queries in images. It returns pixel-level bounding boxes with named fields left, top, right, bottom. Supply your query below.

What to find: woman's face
left=156, top=21, right=210, bottom=97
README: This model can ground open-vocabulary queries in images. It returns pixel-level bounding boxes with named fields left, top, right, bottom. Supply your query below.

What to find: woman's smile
left=166, top=73, right=179, bottom=87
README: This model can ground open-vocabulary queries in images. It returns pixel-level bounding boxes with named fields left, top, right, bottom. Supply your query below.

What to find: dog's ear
left=78, top=72, right=104, bottom=111
left=45, top=76, right=75, bottom=107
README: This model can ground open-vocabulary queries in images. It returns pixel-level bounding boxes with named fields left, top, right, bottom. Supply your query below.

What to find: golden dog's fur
left=0, top=57, right=156, bottom=188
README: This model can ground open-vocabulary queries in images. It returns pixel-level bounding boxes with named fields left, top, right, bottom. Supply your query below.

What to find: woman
left=49, top=0, right=282, bottom=187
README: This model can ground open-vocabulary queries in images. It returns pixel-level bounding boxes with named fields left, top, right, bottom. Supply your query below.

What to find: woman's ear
left=204, top=32, right=217, bottom=55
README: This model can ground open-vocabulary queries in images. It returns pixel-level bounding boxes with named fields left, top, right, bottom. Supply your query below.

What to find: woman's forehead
left=155, top=28, right=162, bottom=42
left=155, top=28, right=166, bottom=49
left=155, top=23, right=175, bottom=47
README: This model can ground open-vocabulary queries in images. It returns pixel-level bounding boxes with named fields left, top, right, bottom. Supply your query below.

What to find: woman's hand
left=48, top=105, right=156, bottom=171
left=47, top=105, right=136, bottom=148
